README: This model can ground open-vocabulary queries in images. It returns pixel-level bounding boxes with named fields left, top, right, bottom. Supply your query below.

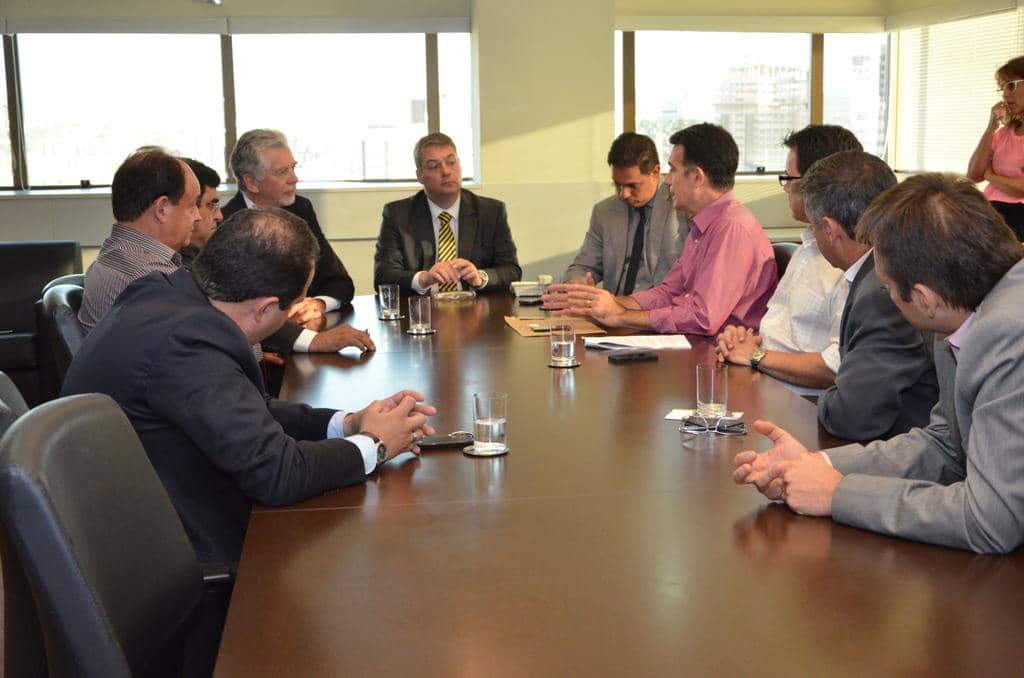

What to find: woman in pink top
left=969, top=56, right=1024, bottom=240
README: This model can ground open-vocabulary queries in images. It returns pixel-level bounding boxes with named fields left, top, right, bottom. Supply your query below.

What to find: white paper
left=584, top=335, right=691, bottom=350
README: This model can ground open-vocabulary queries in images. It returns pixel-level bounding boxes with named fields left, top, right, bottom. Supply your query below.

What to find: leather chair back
left=0, top=370, right=29, bottom=438
left=0, top=394, right=203, bottom=677
left=772, top=241, right=800, bottom=279
left=41, top=284, right=86, bottom=389
left=42, top=273, right=86, bottom=297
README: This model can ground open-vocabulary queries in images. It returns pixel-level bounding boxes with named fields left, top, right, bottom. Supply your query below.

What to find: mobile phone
left=528, top=323, right=552, bottom=332
left=418, top=431, right=474, bottom=448
left=608, top=349, right=658, bottom=363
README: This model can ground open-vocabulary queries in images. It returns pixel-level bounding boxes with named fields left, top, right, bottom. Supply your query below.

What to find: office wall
left=0, top=0, right=914, bottom=293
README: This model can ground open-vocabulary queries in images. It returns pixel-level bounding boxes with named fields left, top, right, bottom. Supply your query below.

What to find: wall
left=1, top=0, right=889, bottom=293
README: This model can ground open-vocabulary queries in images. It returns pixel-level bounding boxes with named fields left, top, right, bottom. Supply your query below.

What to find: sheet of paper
left=503, top=316, right=606, bottom=338
left=584, top=335, right=691, bottom=350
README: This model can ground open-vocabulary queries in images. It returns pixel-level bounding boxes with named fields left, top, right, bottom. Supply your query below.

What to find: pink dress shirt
left=631, top=191, right=777, bottom=335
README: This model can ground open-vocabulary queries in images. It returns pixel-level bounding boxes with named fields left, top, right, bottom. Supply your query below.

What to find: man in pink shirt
left=544, top=123, right=777, bottom=335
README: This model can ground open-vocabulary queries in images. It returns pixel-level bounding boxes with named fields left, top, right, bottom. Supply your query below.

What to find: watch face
left=377, top=443, right=388, bottom=464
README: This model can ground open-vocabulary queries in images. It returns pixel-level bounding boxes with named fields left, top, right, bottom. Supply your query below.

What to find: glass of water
left=378, top=284, right=401, bottom=320
left=549, top=323, right=578, bottom=368
left=467, top=392, right=509, bottom=457
left=407, top=295, right=433, bottom=334
left=696, top=363, right=728, bottom=423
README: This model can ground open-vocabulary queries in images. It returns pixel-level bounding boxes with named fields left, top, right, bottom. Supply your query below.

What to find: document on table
left=583, top=335, right=691, bottom=350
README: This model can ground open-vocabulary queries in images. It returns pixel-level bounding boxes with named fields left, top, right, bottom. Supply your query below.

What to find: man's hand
left=765, top=452, right=843, bottom=517
left=716, top=325, right=760, bottom=365
left=288, top=297, right=327, bottom=324
left=309, top=324, right=376, bottom=353
left=422, top=258, right=481, bottom=287
left=358, top=394, right=437, bottom=461
left=546, top=283, right=626, bottom=327
left=733, top=420, right=809, bottom=500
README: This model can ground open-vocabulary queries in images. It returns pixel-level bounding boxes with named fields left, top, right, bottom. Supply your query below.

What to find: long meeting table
left=214, top=292, right=1024, bottom=677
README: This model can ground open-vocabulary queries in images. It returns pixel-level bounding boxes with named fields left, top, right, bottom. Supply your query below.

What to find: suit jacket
left=564, top=183, right=686, bottom=293
left=374, top=189, right=521, bottom=292
left=827, top=258, right=1024, bottom=554
left=223, top=192, right=355, bottom=352
left=817, top=253, right=938, bottom=441
left=61, top=268, right=367, bottom=563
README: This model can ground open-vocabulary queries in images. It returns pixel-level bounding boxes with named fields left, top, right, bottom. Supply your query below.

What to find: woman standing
left=968, top=56, right=1024, bottom=240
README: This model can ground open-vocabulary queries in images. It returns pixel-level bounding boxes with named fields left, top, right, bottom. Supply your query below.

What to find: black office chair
left=0, top=369, right=29, bottom=438
left=42, top=272, right=85, bottom=296
left=772, top=241, right=800, bottom=278
left=40, top=283, right=87, bottom=395
left=0, top=394, right=205, bottom=677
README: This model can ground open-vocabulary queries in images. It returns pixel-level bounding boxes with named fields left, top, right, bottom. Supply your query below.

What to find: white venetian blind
left=894, top=9, right=1023, bottom=172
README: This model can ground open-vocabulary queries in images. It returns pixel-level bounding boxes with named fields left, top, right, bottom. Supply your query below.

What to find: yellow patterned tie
left=437, top=211, right=458, bottom=292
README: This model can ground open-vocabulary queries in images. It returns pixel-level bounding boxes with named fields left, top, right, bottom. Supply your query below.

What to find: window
left=894, top=10, right=1021, bottom=172
left=0, top=48, right=12, bottom=187
left=17, top=34, right=224, bottom=187
left=633, top=31, right=811, bottom=172
left=437, top=32, right=475, bottom=177
left=234, top=33, right=429, bottom=182
left=823, top=33, right=891, bottom=157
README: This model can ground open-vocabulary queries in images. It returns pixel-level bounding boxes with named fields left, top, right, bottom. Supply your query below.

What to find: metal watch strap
left=749, top=347, right=766, bottom=371
left=359, top=431, right=388, bottom=464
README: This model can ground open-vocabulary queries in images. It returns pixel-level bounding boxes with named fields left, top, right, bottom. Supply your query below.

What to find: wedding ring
left=587, top=299, right=592, bottom=308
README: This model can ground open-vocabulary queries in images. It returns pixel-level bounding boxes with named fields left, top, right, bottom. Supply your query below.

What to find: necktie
left=437, top=211, right=458, bottom=292
left=621, top=205, right=649, bottom=296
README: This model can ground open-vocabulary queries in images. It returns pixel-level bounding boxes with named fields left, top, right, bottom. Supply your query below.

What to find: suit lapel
left=411, top=191, right=436, bottom=266
left=457, top=190, right=477, bottom=261
left=647, top=189, right=672, bottom=276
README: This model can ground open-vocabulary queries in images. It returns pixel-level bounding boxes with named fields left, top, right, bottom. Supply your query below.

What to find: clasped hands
left=345, top=389, right=438, bottom=462
left=422, top=258, right=483, bottom=288
left=715, top=324, right=760, bottom=365
left=541, top=275, right=627, bottom=327
left=733, top=420, right=842, bottom=517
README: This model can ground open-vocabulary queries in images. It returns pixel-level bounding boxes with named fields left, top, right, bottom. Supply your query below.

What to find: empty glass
left=378, top=284, right=401, bottom=320
left=407, top=295, right=433, bottom=334
left=696, top=364, right=728, bottom=422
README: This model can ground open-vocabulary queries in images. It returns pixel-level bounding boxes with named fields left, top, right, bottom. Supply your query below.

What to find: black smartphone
left=608, top=349, right=658, bottom=363
left=418, top=431, right=474, bottom=448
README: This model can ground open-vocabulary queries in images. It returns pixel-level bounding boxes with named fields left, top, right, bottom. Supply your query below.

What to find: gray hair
left=230, top=129, right=290, bottom=183
left=799, top=150, right=897, bottom=238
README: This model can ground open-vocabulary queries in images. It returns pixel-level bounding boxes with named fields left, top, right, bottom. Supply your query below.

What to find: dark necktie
left=621, top=205, right=649, bottom=296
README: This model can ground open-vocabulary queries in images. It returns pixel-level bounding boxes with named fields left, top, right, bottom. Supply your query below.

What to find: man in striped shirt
left=79, top=149, right=200, bottom=331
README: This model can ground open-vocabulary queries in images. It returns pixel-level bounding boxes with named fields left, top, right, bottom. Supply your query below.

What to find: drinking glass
left=467, top=392, right=509, bottom=456
left=408, top=295, right=433, bottom=334
left=378, top=284, right=401, bottom=320
left=696, top=363, right=728, bottom=422
left=549, top=324, right=577, bottom=367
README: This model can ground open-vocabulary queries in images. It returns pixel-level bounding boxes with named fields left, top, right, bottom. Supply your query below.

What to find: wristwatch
left=474, top=269, right=490, bottom=289
left=749, top=346, right=767, bottom=371
left=359, top=431, right=388, bottom=465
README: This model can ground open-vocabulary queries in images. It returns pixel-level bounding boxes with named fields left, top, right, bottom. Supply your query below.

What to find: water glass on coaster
left=378, top=284, right=401, bottom=320
left=407, top=295, right=435, bottom=335
left=465, top=392, right=509, bottom=457
left=696, top=363, right=728, bottom=424
left=549, top=323, right=580, bottom=368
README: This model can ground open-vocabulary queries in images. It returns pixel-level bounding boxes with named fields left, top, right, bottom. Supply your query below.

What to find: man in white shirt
left=374, top=132, right=521, bottom=294
left=717, top=125, right=862, bottom=388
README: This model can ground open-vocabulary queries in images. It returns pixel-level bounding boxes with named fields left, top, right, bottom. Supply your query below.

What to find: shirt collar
left=799, top=226, right=816, bottom=245
left=945, top=312, right=976, bottom=361
left=844, top=248, right=873, bottom=284
left=242, top=191, right=257, bottom=210
left=690, top=191, right=734, bottom=234
left=111, top=223, right=181, bottom=264
left=427, top=195, right=461, bottom=223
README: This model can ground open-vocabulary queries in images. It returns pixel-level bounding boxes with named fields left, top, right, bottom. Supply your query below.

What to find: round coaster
left=378, top=314, right=405, bottom=321
left=548, top=361, right=581, bottom=368
left=462, top=444, right=509, bottom=457
left=406, top=328, right=437, bottom=335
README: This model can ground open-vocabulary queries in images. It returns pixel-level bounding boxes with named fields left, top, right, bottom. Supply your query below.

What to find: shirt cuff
left=326, top=413, right=377, bottom=474
left=819, top=451, right=834, bottom=467
left=326, top=410, right=348, bottom=438
left=292, top=328, right=318, bottom=353
left=315, top=295, right=341, bottom=312
left=820, top=342, right=842, bottom=374
left=411, top=271, right=432, bottom=295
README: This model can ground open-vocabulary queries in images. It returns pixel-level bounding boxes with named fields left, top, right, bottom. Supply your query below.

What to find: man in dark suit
left=374, top=132, right=521, bottom=293
left=63, top=207, right=435, bottom=564
left=717, top=151, right=938, bottom=442
left=223, top=129, right=372, bottom=354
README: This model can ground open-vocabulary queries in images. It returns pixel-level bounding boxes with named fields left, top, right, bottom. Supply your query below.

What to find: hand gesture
left=733, top=420, right=808, bottom=499
left=359, top=394, right=436, bottom=461
left=546, top=283, right=625, bottom=327
left=716, top=325, right=760, bottom=365
left=288, top=297, right=327, bottom=324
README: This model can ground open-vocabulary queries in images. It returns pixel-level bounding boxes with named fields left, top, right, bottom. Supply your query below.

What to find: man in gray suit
left=564, top=132, right=685, bottom=294
left=374, top=132, right=521, bottom=293
left=734, top=173, right=1024, bottom=554
left=718, top=151, right=938, bottom=442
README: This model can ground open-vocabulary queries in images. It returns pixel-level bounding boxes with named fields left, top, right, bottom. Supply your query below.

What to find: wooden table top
left=215, top=292, right=1024, bottom=677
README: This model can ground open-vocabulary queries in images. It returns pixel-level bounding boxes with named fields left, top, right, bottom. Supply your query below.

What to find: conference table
left=214, top=292, right=1024, bottom=677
